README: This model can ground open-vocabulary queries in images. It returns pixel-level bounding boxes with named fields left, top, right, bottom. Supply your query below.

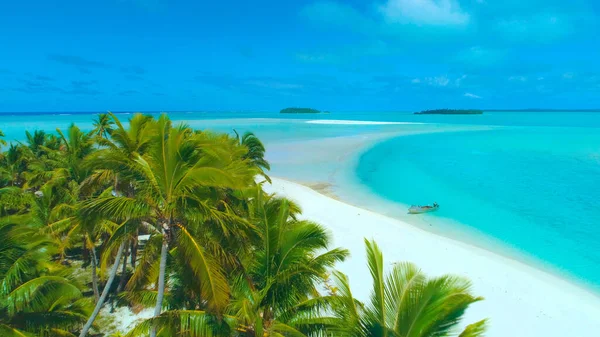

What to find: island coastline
left=263, top=177, right=600, bottom=337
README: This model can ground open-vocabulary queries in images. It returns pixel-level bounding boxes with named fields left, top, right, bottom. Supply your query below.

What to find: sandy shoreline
left=264, top=177, right=600, bottom=337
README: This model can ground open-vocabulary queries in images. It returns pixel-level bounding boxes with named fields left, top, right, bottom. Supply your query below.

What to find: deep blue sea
left=2, top=110, right=600, bottom=289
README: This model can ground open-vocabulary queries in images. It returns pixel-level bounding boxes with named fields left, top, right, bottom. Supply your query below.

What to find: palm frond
left=4, top=276, right=82, bottom=316
left=175, top=225, right=229, bottom=312
left=364, top=239, right=386, bottom=336
left=458, top=319, right=488, bottom=337
left=125, top=310, right=235, bottom=337
left=126, top=234, right=162, bottom=290
left=0, top=324, right=32, bottom=337
left=80, top=196, right=150, bottom=223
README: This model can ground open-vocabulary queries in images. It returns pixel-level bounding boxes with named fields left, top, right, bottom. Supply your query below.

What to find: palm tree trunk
left=82, top=237, right=89, bottom=263
left=130, top=230, right=138, bottom=268
left=79, top=242, right=125, bottom=337
left=90, top=245, right=100, bottom=302
left=117, top=242, right=129, bottom=292
left=150, top=236, right=169, bottom=337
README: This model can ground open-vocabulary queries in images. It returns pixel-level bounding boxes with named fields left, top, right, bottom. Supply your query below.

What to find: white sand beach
left=263, top=178, right=600, bottom=337
left=100, top=306, right=153, bottom=335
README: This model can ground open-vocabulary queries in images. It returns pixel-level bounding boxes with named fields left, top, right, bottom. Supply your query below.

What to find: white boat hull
left=408, top=205, right=439, bottom=214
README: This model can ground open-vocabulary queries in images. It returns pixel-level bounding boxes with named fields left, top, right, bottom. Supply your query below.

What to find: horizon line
left=2, top=108, right=600, bottom=115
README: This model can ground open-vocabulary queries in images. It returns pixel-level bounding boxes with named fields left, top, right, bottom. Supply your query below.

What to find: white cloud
left=425, top=76, right=450, bottom=86
left=413, top=75, right=467, bottom=87
left=563, top=72, right=574, bottom=79
left=455, top=74, right=467, bottom=86
left=464, top=92, right=482, bottom=99
left=379, top=0, right=470, bottom=26
left=495, top=12, right=571, bottom=43
left=508, top=75, right=527, bottom=82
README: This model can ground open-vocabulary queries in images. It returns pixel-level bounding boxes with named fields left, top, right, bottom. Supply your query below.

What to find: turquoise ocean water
left=2, top=110, right=600, bottom=289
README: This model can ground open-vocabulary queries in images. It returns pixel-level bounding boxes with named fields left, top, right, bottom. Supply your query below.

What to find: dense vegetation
left=279, top=108, right=321, bottom=114
left=0, top=113, right=487, bottom=336
left=414, top=109, right=483, bottom=115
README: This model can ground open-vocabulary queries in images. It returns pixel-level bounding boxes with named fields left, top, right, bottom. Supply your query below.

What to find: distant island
left=415, top=109, right=483, bottom=115
left=483, top=109, right=600, bottom=112
left=280, top=107, right=321, bottom=114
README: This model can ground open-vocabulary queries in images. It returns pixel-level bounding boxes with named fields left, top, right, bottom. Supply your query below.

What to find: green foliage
left=279, top=108, right=321, bottom=114
left=0, top=217, right=91, bottom=336
left=0, top=113, right=487, bottom=337
left=91, top=113, right=115, bottom=140
left=414, top=109, right=483, bottom=115
left=0, top=129, right=6, bottom=147
left=329, top=240, right=487, bottom=337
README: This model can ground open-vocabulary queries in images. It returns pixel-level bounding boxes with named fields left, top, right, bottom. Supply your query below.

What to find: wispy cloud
left=428, top=76, right=450, bottom=87
left=508, top=75, right=527, bottom=82
left=495, top=12, right=572, bottom=43
left=412, top=75, right=468, bottom=87
left=464, top=92, right=482, bottom=99
left=12, top=79, right=102, bottom=95
left=195, top=73, right=305, bottom=93
left=48, top=54, right=109, bottom=68
left=379, top=0, right=470, bottom=26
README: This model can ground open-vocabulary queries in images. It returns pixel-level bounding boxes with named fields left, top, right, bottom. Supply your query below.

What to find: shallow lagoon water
left=2, top=110, right=600, bottom=289
left=356, top=127, right=600, bottom=289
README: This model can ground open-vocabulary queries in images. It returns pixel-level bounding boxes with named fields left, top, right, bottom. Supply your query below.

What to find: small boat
left=408, top=203, right=439, bottom=214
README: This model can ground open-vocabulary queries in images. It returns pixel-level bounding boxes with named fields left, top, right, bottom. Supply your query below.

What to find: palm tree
left=230, top=190, right=349, bottom=336
left=235, top=130, right=270, bottom=182
left=76, top=113, right=155, bottom=337
left=31, top=183, right=79, bottom=260
left=0, top=216, right=92, bottom=336
left=0, top=144, right=27, bottom=187
left=78, top=235, right=126, bottom=337
left=124, top=189, right=349, bottom=337
left=328, top=239, right=487, bottom=337
left=81, top=114, right=257, bottom=337
left=0, top=129, right=6, bottom=147
left=0, top=130, right=5, bottom=171
left=85, top=112, right=154, bottom=191
left=25, top=130, right=47, bottom=156
left=55, top=124, right=95, bottom=185
left=83, top=112, right=155, bottom=290
left=91, top=112, right=115, bottom=139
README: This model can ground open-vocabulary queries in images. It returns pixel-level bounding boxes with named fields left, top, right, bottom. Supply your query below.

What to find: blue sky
left=1, top=0, right=599, bottom=112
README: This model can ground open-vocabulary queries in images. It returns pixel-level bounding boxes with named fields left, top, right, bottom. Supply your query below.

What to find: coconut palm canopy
left=0, top=115, right=487, bottom=337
